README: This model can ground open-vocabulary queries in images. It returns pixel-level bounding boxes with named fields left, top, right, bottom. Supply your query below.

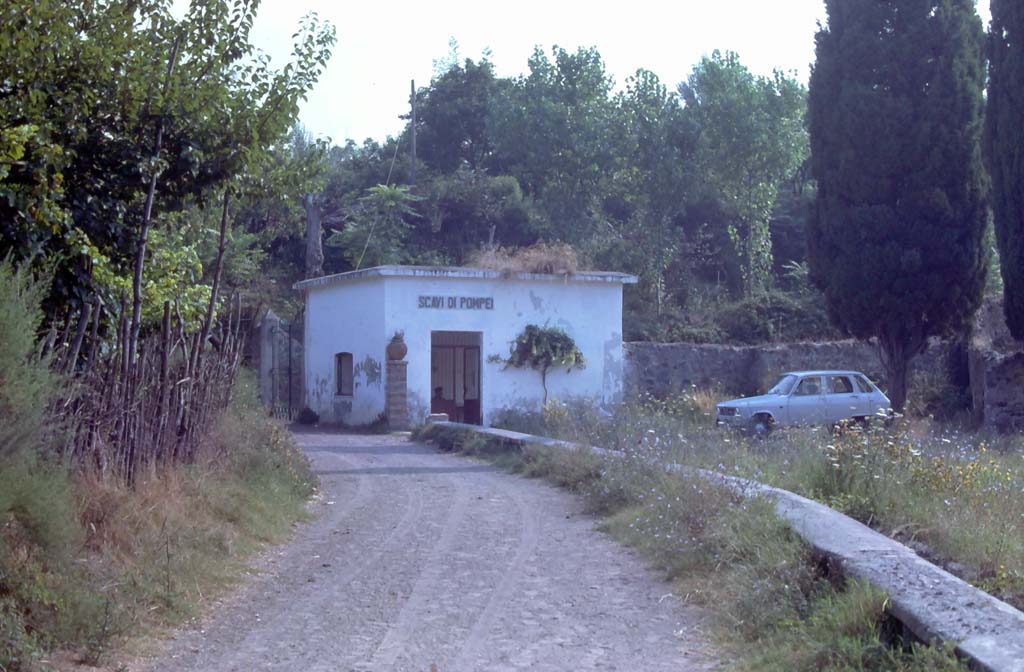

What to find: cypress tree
left=986, top=0, right=1024, bottom=341
left=808, top=0, right=988, bottom=411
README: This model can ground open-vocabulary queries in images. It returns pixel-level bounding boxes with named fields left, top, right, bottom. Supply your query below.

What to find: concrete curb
left=432, top=422, right=1024, bottom=672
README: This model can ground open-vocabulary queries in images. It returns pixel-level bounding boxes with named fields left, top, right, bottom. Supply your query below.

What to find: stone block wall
left=970, top=349, right=1024, bottom=432
left=624, top=340, right=943, bottom=398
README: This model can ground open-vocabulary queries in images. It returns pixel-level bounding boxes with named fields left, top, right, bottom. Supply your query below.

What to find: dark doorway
left=431, top=331, right=482, bottom=424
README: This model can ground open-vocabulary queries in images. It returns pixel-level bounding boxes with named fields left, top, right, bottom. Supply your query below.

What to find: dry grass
left=0, top=373, right=316, bottom=669
left=464, top=242, right=582, bottom=275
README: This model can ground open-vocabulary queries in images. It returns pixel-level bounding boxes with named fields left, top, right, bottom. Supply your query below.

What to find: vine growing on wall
left=503, top=324, right=585, bottom=405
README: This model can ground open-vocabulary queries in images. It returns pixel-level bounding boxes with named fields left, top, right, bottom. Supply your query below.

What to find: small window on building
left=335, top=353, right=353, bottom=396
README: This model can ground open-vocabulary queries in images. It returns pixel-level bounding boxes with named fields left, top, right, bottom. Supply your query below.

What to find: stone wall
left=970, top=349, right=1024, bottom=432
left=624, top=340, right=942, bottom=398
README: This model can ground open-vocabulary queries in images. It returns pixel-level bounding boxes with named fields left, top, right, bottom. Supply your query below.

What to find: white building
left=294, top=265, right=636, bottom=427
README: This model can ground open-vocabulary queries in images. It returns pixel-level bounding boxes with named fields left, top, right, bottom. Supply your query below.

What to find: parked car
left=715, top=370, right=891, bottom=435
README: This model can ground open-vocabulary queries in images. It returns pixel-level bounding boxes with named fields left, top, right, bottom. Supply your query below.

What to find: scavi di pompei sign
left=417, top=295, right=495, bottom=310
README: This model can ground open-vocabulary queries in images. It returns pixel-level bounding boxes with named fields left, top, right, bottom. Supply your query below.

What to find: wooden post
left=410, top=79, right=417, bottom=186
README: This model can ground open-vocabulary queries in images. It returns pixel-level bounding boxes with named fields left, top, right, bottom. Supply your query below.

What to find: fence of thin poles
left=46, top=291, right=246, bottom=485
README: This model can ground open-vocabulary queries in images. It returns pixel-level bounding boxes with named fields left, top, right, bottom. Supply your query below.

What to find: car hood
left=718, top=394, right=782, bottom=409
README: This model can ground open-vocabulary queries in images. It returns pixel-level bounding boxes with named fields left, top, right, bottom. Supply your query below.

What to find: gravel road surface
left=144, top=430, right=719, bottom=671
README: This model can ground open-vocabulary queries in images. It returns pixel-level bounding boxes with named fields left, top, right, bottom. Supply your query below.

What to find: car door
left=787, top=376, right=827, bottom=425
left=825, top=374, right=868, bottom=423
left=853, top=374, right=886, bottom=416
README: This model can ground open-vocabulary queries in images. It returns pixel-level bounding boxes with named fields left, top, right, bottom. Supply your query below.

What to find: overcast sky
left=212, top=0, right=993, bottom=146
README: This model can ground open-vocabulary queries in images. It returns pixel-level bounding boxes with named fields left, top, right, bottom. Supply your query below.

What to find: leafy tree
left=417, top=170, right=537, bottom=259
left=326, top=184, right=423, bottom=268
left=607, top=69, right=692, bottom=314
left=503, top=324, right=585, bottom=405
left=680, top=51, right=809, bottom=296
left=808, top=0, right=988, bottom=410
left=415, top=58, right=498, bottom=172
left=488, top=46, right=625, bottom=242
left=0, top=0, right=334, bottom=326
left=986, top=0, right=1024, bottom=341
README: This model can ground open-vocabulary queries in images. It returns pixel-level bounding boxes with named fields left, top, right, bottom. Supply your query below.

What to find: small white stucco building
left=294, top=265, right=637, bottom=427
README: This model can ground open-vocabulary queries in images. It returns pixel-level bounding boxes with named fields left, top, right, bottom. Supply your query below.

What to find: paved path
left=144, top=431, right=719, bottom=671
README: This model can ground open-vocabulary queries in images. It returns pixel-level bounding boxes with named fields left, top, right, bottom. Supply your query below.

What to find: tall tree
left=986, top=0, right=1024, bottom=341
left=488, top=46, right=625, bottom=242
left=680, top=51, right=808, bottom=296
left=415, top=58, right=498, bottom=172
left=808, top=0, right=988, bottom=410
left=0, top=0, right=335, bottom=323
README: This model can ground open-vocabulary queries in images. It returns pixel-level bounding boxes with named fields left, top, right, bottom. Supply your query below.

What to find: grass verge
left=415, top=422, right=968, bottom=671
left=0, top=371, right=315, bottom=670
left=497, top=394, right=1024, bottom=611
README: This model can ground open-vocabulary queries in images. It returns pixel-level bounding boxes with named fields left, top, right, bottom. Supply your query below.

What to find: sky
left=191, top=0, right=994, bottom=146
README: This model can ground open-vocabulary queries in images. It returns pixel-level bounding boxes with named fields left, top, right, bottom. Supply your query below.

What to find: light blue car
left=715, top=370, right=891, bottom=435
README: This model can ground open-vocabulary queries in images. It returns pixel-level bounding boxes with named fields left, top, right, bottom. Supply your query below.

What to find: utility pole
left=410, top=79, right=417, bottom=186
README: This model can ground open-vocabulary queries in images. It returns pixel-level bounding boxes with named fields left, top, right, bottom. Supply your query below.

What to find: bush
left=0, top=259, right=58, bottom=459
left=716, top=290, right=837, bottom=344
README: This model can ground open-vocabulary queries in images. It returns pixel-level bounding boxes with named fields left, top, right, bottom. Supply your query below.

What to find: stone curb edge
left=432, top=422, right=1024, bottom=672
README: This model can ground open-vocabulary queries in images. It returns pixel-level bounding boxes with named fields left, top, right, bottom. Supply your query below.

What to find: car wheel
left=749, top=415, right=773, bottom=438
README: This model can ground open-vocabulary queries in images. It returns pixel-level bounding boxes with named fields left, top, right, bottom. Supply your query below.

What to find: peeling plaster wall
left=303, top=278, right=385, bottom=424
left=383, top=275, right=625, bottom=426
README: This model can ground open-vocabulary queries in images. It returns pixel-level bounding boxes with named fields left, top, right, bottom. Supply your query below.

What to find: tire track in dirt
left=362, top=474, right=471, bottom=670
left=447, top=474, right=539, bottom=671
left=142, top=431, right=720, bottom=672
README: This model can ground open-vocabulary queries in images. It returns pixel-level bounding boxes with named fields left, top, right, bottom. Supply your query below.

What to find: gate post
left=386, top=333, right=410, bottom=431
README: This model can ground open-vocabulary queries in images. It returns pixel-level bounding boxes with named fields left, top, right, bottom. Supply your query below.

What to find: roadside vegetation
left=416, top=420, right=967, bottom=671
left=0, top=263, right=317, bottom=669
left=491, top=391, right=1024, bottom=613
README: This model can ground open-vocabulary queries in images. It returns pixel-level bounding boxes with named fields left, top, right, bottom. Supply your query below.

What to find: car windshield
left=767, top=375, right=798, bottom=395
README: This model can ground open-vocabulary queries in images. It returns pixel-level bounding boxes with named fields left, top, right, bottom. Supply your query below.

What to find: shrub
left=716, top=290, right=837, bottom=344
left=295, top=407, right=319, bottom=425
left=0, top=259, right=58, bottom=459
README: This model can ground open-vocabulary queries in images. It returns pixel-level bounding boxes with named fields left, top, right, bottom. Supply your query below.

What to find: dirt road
left=144, top=430, right=718, bottom=671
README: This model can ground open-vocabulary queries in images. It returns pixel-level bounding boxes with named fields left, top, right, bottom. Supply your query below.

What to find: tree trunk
left=541, top=367, right=549, bottom=407
left=878, top=335, right=915, bottom=413
left=304, top=193, right=324, bottom=278
left=127, top=36, right=181, bottom=372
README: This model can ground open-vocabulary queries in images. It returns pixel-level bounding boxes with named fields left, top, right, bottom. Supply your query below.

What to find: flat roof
left=293, top=265, right=639, bottom=291
left=782, top=370, right=869, bottom=377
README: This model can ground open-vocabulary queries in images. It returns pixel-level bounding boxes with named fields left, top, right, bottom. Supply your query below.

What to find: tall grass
left=496, top=393, right=1024, bottom=611
left=418, top=422, right=968, bottom=671
left=0, top=256, right=316, bottom=669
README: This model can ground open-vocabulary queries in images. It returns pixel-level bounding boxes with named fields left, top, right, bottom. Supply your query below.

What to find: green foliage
left=986, top=0, right=1024, bottom=341
left=808, top=0, right=989, bottom=410
left=0, top=259, right=57, bottom=459
left=415, top=57, right=498, bottom=172
left=715, top=290, right=837, bottom=344
left=503, top=324, right=586, bottom=404
left=0, top=0, right=335, bottom=316
left=0, top=370, right=316, bottom=667
left=681, top=51, right=809, bottom=296
left=488, top=46, right=625, bottom=243
left=420, top=421, right=966, bottom=671
left=326, top=184, right=423, bottom=269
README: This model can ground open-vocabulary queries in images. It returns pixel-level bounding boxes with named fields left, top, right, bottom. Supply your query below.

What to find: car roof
left=782, top=370, right=866, bottom=377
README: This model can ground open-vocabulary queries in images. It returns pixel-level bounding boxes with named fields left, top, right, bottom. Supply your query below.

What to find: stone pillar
left=386, top=333, right=410, bottom=431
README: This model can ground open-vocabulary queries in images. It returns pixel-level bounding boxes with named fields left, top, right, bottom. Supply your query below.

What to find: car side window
left=794, top=376, right=822, bottom=396
left=854, top=375, right=875, bottom=393
left=828, top=375, right=854, bottom=394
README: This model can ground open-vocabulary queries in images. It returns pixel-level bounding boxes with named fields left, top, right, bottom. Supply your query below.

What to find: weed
left=0, top=371, right=317, bottom=668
